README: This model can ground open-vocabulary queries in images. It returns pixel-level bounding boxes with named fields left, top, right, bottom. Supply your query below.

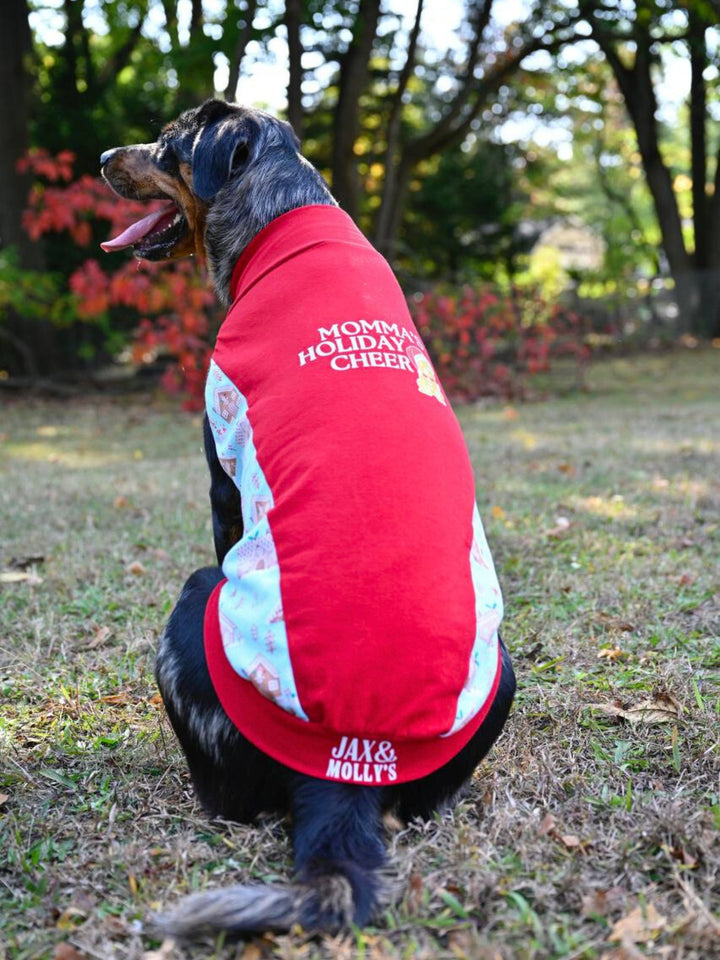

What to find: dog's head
left=100, top=99, right=299, bottom=262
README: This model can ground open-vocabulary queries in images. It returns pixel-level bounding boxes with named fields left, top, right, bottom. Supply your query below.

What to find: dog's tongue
left=100, top=202, right=177, bottom=252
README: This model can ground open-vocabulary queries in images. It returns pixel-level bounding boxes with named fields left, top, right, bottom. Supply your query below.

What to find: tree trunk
left=688, top=8, right=708, bottom=268
left=0, top=0, right=65, bottom=376
left=374, top=0, right=424, bottom=257
left=285, top=0, right=303, bottom=138
left=0, top=0, right=40, bottom=267
left=331, top=0, right=382, bottom=220
left=687, top=8, right=720, bottom=338
left=592, top=26, right=700, bottom=329
left=380, top=158, right=414, bottom=261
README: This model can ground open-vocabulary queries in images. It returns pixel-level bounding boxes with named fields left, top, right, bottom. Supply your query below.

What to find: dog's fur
left=101, top=99, right=516, bottom=940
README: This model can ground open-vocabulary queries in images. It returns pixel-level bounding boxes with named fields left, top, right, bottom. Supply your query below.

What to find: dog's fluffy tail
left=157, top=779, right=386, bottom=939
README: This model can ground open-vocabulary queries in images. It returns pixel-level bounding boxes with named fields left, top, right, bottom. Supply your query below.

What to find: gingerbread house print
left=220, top=456, right=237, bottom=478
left=235, top=419, right=251, bottom=447
left=214, top=387, right=241, bottom=423
left=236, top=532, right=278, bottom=576
left=219, top=610, right=240, bottom=649
left=251, top=496, right=272, bottom=525
left=247, top=654, right=281, bottom=702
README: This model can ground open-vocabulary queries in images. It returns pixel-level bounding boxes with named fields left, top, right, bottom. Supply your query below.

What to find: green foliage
left=401, top=139, right=522, bottom=281
left=0, top=247, right=71, bottom=325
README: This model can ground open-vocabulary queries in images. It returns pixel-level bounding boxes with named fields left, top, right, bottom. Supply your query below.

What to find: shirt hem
left=204, top=579, right=503, bottom=786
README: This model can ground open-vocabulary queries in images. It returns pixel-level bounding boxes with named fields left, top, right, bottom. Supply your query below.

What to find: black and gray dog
left=100, top=99, right=516, bottom=940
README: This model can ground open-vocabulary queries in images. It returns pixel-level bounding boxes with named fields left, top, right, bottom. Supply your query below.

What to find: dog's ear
left=191, top=115, right=256, bottom=201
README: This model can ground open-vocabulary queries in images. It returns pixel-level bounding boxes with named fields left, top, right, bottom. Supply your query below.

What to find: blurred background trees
left=1, top=0, right=718, bottom=391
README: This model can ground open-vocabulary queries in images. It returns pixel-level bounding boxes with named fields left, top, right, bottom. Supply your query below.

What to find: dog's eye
left=157, top=147, right=180, bottom=176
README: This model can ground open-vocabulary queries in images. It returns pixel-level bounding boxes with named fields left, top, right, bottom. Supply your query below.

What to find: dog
left=100, top=99, right=516, bottom=940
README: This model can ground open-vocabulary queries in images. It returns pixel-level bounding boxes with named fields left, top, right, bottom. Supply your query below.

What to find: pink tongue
left=101, top=202, right=177, bottom=251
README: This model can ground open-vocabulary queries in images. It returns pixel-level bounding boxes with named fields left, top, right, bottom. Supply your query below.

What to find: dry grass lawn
left=1, top=348, right=718, bottom=960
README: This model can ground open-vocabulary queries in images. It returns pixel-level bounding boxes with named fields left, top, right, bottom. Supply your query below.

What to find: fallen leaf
left=588, top=696, right=681, bottom=725
left=597, top=646, right=627, bottom=661
left=538, top=813, right=557, bottom=836
left=113, top=495, right=129, bottom=508
left=547, top=516, right=571, bottom=539
left=503, top=406, right=519, bottom=420
left=382, top=810, right=403, bottom=832
left=56, top=906, right=88, bottom=930
left=599, top=943, right=646, bottom=960
left=491, top=505, right=506, bottom=519
left=0, top=792, right=9, bottom=805
left=53, top=945, right=87, bottom=960
left=594, top=613, right=635, bottom=632
left=101, top=692, right=131, bottom=706
left=609, top=903, right=667, bottom=943
left=581, top=887, right=627, bottom=918
left=0, top=570, right=43, bottom=585
left=125, top=560, right=146, bottom=576
left=560, top=834, right=581, bottom=848
left=661, top=843, right=698, bottom=868
left=153, top=548, right=171, bottom=563
left=560, top=834, right=593, bottom=854
left=406, top=871, right=424, bottom=913
left=557, top=462, right=578, bottom=476
left=86, top=626, right=113, bottom=649
left=240, top=945, right=263, bottom=960
left=102, top=915, right=129, bottom=937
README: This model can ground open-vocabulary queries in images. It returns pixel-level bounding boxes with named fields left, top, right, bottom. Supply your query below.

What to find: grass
left=1, top=348, right=718, bottom=960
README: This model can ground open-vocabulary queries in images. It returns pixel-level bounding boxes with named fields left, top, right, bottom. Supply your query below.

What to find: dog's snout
left=100, top=148, right=120, bottom=169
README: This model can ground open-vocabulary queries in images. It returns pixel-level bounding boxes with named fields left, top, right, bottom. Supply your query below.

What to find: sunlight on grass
left=3, top=440, right=129, bottom=467
left=629, top=436, right=720, bottom=455
left=570, top=493, right=639, bottom=520
left=35, top=425, right=66, bottom=438
left=509, top=427, right=540, bottom=450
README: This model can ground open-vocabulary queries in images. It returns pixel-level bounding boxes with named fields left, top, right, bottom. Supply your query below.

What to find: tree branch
left=189, top=0, right=203, bottom=40
left=407, top=0, right=494, bottom=162
left=331, top=0, right=382, bottom=218
left=161, top=0, right=179, bottom=49
left=98, top=19, right=145, bottom=86
left=374, top=0, right=425, bottom=248
left=226, top=0, right=259, bottom=102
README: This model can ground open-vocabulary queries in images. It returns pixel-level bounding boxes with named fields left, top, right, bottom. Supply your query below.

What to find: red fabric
left=205, top=582, right=502, bottom=784
left=205, top=205, right=502, bottom=784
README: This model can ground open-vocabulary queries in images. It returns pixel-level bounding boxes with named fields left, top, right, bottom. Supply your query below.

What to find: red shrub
left=409, top=285, right=593, bottom=402
left=19, top=149, right=217, bottom=409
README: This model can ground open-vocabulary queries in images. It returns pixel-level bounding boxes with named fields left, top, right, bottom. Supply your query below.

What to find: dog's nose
left=100, top=148, right=119, bottom=168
